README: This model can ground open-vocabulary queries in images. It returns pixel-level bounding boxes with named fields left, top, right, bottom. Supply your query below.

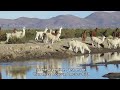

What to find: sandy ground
left=0, top=37, right=120, bottom=62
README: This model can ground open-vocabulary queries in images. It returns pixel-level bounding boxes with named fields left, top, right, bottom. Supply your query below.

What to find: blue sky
left=0, top=11, right=115, bottom=19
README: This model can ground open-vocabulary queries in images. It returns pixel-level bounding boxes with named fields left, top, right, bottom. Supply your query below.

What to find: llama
left=35, top=28, right=48, bottom=41
left=74, top=40, right=91, bottom=54
left=43, top=27, right=62, bottom=44
left=107, top=37, right=120, bottom=49
left=68, top=39, right=77, bottom=51
left=91, top=36, right=106, bottom=48
left=43, top=31, right=61, bottom=44
left=89, top=28, right=98, bottom=37
left=6, top=27, right=26, bottom=42
left=81, top=30, right=87, bottom=42
left=53, top=27, right=62, bottom=41
left=68, top=40, right=91, bottom=54
left=112, top=28, right=119, bottom=38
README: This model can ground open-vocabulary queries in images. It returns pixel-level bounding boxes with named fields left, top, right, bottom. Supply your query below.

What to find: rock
left=103, top=73, right=120, bottom=79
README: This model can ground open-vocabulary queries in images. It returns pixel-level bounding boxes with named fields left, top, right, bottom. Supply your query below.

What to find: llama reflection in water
left=5, top=66, right=31, bottom=79
left=68, top=52, right=120, bottom=72
left=36, top=59, right=63, bottom=77
left=68, top=54, right=91, bottom=68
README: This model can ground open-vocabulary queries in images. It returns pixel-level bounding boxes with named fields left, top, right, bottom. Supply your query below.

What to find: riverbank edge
left=0, top=47, right=120, bottom=62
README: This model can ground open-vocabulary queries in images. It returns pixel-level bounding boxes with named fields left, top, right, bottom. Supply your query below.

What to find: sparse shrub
left=0, top=31, right=7, bottom=41
left=25, top=29, right=36, bottom=41
left=6, top=37, right=26, bottom=44
left=61, top=29, right=76, bottom=38
left=75, top=29, right=84, bottom=38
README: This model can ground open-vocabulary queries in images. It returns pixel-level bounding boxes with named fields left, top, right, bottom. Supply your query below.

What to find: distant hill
left=0, top=11, right=120, bottom=29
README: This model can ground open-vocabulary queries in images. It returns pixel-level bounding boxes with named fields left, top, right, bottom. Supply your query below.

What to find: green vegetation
left=0, top=28, right=119, bottom=44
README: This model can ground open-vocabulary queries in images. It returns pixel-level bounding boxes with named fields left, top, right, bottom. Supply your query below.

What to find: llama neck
left=22, top=29, right=25, bottom=37
left=44, top=28, right=48, bottom=33
left=50, top=29, right=52, bottom=33
left=59, top=28, right=62, bottom=34
left=102, top=37, right=105, bottom=42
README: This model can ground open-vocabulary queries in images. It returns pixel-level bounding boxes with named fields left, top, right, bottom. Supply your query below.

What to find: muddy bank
left=0, top=37, right=120, bottom=62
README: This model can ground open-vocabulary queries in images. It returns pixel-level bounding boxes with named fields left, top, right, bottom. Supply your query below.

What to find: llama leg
left=45, top=38, right=48, bottom=43
left=51, top=39, right=54, bottom=44
left=35, top=37, right=38, bottom=41
left=82, top=48, right=85, bottom=54
left=88, top=49, right=91, bottom=53
left=98, top=44, right=101, bottom=48
left=108, top=43, right=111, bottom=49
left=92, top=42, right=94, bottom=47
left=6, top=35, right=10, bottom=42
left=41, top=36, right=43, bottom=40
left=74, top=47, right=78, bottom=53
left=114, top=45, right=117, bottom=49
left=69, top=46, right=73, bottom=51
left=58, top=38, right=61, bottom=41
left=80, top=47, right=84, bottom=54
left=86, top=47, right=91, bottom=53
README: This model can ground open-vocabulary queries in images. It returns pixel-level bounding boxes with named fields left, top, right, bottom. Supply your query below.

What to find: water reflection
left=5, top=66, right=31, bottom=79
left=0, top=66, right=2, bottom=79
left=0, top=52, right=120, bottom=79
left=35, top=59, right=63, bottom=77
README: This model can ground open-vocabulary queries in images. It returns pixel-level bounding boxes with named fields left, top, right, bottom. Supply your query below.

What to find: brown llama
left=89, top=28, right=98, bottom=38
left=13, top=28, right=17, bottom=33
left=51, top=30, right=59, bottom=36
left=112, top=28, right=119, bottom=38
left=81, top=30, right=87, bottom=42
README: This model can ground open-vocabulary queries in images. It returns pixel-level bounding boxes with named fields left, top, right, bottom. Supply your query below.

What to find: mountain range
left=0, top=11, right=120, bottom=29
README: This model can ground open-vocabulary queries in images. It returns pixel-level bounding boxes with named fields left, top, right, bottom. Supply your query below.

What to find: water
left=0, top=52, right=120, bottom=79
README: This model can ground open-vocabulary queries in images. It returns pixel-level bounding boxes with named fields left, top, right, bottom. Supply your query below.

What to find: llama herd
left=68, top=29, right=120, bottom=54
left=2, top=27, right=120, bottom=54
left=34, top=27, right=62, bottom=44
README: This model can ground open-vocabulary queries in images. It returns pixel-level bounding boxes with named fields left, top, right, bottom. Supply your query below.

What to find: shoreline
left=1, top=38, right=120, bottom=62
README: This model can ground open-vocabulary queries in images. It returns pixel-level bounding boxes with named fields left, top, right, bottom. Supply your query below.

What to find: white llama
left=43, top=27, right=62, bottom=44
left=35, top=28, right=48, bottom=41
left=68, top=40, right=91, bottom=54
left=91, top=36, right=106, bottom=48
left=74, top=40, right=91, bottom=54
left=107, top=38, right=120, bottom=49
left=6, top=27, right=26, bottom=42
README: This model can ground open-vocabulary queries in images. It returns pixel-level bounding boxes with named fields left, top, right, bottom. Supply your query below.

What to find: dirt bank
left=0, top=37, right=120, bottom=62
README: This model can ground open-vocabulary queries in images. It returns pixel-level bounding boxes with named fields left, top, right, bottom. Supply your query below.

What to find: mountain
left=85, top=11, right=120, bottom=28
left=0, top=11, right=120, bottom=29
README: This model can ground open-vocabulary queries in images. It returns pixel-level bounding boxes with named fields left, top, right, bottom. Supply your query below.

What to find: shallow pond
left=0, top=52, right=120, bottom=79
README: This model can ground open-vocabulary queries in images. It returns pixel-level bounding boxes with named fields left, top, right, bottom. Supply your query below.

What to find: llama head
left=44, top=27, right=48, bottom=33
left=50, top=29, right=52, bottom=33
left=45, top=27, right=48, bottom=30
left=60, top=27, right=63, bottom=30
left=102, top=36, right=106, bottom=41
left=23, top=27, right=26, bottom=30
left=102, top=35, right=106, bottom=38
left=58, top=27, right=62, bottom=34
